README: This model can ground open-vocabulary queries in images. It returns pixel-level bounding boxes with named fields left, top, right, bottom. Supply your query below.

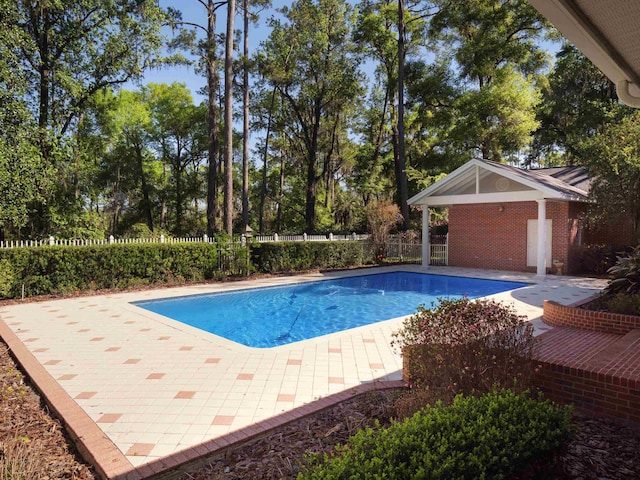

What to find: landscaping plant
left=297, top=390, right=573, bottom=480
left=604, top=245, right=640, bottom=295
left=365, top=200, right=403, bottom=264
left=392, top=297, right=535, bottom=417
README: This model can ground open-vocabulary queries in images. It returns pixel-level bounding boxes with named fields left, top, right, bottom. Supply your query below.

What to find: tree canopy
left=1, top=0, right=636, bottom=243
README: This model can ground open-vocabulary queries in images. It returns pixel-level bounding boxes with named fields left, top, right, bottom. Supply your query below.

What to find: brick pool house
left=409, top=158, right=604, bottom=276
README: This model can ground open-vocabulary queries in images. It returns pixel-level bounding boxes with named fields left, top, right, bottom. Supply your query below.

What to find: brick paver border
left=0, top=319, right=136, bottom=480
left=1, top=316, right=404, bottom=479
left=133, top=380, right=405, bottom=479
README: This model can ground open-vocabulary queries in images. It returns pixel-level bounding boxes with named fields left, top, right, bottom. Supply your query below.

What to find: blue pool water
left=132, top=272, right=528, bottom=348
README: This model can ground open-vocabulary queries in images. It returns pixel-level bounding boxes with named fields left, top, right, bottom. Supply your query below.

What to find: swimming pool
left=132, top=272, right=528, bottom=348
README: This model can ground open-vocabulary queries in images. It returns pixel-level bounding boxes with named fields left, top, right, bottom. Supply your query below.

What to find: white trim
left=529, top=0, right=640, bottom=109
left=536, top=199, right=547, bottom=277
left=617, top=80, right=640, bottom=108
left=475, top=165, right=480, bottom=194
left=417, top=190, right=544, bottom=207
left=421, top=208, right=430, bottom=268
left=408, top=158, right=585, bottom=205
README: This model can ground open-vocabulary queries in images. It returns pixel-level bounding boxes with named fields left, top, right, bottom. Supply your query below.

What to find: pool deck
left=0, top=266, right=606, bottom=479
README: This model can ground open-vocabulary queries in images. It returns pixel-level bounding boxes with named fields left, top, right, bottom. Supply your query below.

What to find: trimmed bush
left=0, top=240, right=368, bottom=299
left=0, top=258, right=14, bottom=298
left=298, top=390, right=573, bottom=480
left=392, top=297, right=535, bottom=415
left=0, top=243, right=222, bottom=298
left=253, top=241, right=366, bottom=273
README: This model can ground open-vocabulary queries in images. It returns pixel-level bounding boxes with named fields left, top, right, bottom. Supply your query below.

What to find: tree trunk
left=175, top=156, right=183, bottom=235
left=206, top=0, right=220, bottom=236
left=241, top=0, right=250, bottom=233
left=276, top=149, right=285, bottom=232
left=223, top=0, right=236, bottom=235
left=112, top=163, right=121, bottom=235
left=135, top=143, right=154, bottom=231
left=396, top=0, right=410, bottom=230
left=304, top=100, right=322, bottom=233
left=305, top=152, right=317, bottom=233
left=259, top=87, right=277, bottom=234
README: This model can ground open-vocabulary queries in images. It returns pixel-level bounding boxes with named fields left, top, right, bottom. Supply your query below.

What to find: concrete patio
left=0, top=265, right=606, bottom=479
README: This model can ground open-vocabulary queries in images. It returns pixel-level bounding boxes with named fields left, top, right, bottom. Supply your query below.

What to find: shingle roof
left=483, top=160, right=590, bottom=199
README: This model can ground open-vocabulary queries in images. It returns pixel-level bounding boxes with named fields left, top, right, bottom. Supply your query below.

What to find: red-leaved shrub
left=392, top=297, right=535, bottom=416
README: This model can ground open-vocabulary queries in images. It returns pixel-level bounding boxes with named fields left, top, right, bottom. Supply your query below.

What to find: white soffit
left=529, top=0, right=640, bottom=107
left=407, top=159, right=576, bottom=206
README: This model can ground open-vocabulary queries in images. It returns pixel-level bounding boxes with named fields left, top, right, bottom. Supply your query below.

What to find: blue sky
left=136, top=0, right=280, bottom=103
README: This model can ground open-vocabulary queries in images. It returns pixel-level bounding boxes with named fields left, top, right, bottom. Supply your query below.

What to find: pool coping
left=0, top=266, right=607, bottom=479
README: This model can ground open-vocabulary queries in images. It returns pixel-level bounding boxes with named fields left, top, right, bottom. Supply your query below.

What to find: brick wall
left=537, top=300, right=640, bottom=424
left=534, top=362, right=640, bottom=425
left=544, top=300, right=640, bottom=335
left=448, top=201, right=577, bottom=272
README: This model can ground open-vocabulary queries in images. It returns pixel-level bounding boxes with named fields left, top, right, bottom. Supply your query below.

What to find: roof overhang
left=408, top=159, right=587, bottom=207
left=529, top=0, right=640, bottom=108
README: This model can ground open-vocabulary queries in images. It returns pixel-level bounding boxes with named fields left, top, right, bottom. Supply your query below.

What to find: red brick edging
left=1, top=316, right=405, bottom=479
left=543, top=299, right=640, bottom=335
left=135, top=379, right=405, bottom=479
left=0, top=319, right=134, bottom=480
left=534, top=356, right=640, bottom=425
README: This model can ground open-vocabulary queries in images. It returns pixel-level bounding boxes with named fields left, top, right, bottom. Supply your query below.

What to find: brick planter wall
left=537, top=300, right=640, bottom=425
left=533, top=361, right=640, bottom=425
left=543, top=299, right=640, bottom=335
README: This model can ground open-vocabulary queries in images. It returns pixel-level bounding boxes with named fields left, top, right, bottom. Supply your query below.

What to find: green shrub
left=0, top=243, right=220, bottom=298
left=605, top=292, right=640, bottom=315
left=253, top=241, right=366, bottom=273
left=0, top=240, right=367, bottom=299
left=573, top=244, right=629, bottom=276
left=604, top=245, right=640, bottom=295
left=0, top=258, right=14, bottom=298
left=298, top=390, right=573, bottom=480
left=392, top=297, right=535, bottom=416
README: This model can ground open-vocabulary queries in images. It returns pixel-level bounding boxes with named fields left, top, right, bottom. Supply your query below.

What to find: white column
left=536, top=199, right=547, bottom=277
left=422, top=206, right=430, bottom=268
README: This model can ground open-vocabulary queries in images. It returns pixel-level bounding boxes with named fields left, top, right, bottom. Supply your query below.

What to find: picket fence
left=0, top=233, right=370, bottom=249
left=0, top=232, right=448, bottom=265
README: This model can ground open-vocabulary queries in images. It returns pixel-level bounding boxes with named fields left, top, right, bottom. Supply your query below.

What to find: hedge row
left=252, top=241, right=366, bottom=273
left=0, top=241, right=368, bottom=299
left=298, top=390, right=573, bottom=479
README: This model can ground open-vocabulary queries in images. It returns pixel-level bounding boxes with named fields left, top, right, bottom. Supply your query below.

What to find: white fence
left=254, top=233, right=370, bottom=243
left=429, top=234, right=449, bottom=266
left=0, top=233, right=370, bottom=249
left=0, top=232, right=449, bottom=265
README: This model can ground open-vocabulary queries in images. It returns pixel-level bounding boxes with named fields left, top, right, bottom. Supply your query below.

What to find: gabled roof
left=529, top=0, right=640, bottom=108
left=408, top=159, right=589, bottom=207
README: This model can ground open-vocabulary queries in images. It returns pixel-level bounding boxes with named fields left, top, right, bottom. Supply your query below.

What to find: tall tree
left=223, top=0, right=236, bottom=235
left=355, top=0, right=429, bottom=228
left=579, top=111, right=640, bottom=243
left=167, top=1, right=226, bottom=236
left=258, top=0, right=364, bottom=232
left=241, top=0, right=251, bottom=233
left=17, top=0, right=166, bottom=153
left=396, top=0, right=409, bottom=229
left=531, top=44, right=628, bottom=166
left=429, top=0, right=547, bottom=162
left=146, top=83, right=207, bottom=235
left=0, top=0, right=51, bottom=240
left=88, top=89, right=158, bottom=233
